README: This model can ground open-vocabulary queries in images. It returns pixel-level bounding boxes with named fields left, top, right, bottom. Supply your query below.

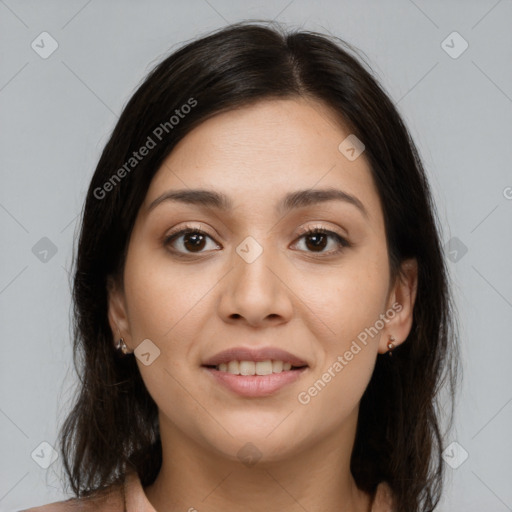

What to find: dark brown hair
left=58, top=20, right=460, bottom=512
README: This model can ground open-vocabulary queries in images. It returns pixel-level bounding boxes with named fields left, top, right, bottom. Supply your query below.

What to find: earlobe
left=379, top=258, right=418, bottom=354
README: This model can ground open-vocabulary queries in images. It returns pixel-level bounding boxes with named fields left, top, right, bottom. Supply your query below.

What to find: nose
left=217, top=240, right=294, bottom=328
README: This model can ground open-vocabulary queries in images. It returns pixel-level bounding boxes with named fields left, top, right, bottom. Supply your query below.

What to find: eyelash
left=163, top=224, right=350, bottom=257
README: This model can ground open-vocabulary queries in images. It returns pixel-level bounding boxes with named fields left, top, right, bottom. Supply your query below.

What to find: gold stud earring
left=387, top=335, right=396, bottom=356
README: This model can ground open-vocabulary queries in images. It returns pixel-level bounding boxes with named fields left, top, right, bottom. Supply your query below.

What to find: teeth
left=272, top=360, right=283, bottom=373
left=240, top=361, right=256, bottom=375
left=255, top=361, right=273, bottom=375
left=214, top=360, right=299, bottom=375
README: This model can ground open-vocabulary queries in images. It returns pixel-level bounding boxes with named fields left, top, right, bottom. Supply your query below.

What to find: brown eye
left=293, top=228, right=350, bottom=255
left=304, top=231, right=328, bottom=252
left=181, top=231, right=207, bottom=252
left=164, top=228, right=220, bottom=254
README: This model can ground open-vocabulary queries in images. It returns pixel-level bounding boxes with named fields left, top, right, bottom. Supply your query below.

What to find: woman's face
left=108, top=97, right=417, bottom=463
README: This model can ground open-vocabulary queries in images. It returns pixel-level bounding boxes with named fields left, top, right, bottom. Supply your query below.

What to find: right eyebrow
left=147, top=189, right=232, bottom=213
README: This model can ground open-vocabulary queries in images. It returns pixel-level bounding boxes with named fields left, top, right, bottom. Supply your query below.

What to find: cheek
left=293, top=249, right=390, bottom=343
left=293, top=250, right=388, bottom=421
left=123, top=245, right=216, bottom=342
left=122, top=247, right=211, bottom=431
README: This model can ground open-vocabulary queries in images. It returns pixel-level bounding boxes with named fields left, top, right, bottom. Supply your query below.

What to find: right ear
left=106, top=275, right=131, bottom=349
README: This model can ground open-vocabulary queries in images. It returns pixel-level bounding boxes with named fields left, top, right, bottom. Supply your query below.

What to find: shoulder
left=20, top=499, right=80, bottom=511
left=372, top=481, right=395, bottom=512
left=20, top=481, right=125, bottom=512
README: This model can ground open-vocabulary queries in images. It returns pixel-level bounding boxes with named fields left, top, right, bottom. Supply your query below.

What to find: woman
left=23, top=20, right=460, bottom=512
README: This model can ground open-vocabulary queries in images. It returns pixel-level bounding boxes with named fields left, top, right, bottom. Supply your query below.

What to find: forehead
left=143, top=98, right=382, bottom=223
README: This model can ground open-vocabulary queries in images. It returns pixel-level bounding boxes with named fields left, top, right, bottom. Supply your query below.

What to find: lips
left=201, top=346, right=309, bottom=368
left=204, top=366, right=308, bottom=397
left=201, top=347, right=309, bottom=397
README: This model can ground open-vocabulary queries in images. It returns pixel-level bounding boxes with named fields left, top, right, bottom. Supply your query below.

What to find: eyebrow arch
left=147, top=187, right=369, bottom=219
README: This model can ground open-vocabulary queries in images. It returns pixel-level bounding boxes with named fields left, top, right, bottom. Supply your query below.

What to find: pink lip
left=203, top=366, right=308, bottom=397
left=201, top=346, right=308, bottom=367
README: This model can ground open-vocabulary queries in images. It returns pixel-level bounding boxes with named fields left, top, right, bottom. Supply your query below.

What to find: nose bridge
left=234, top=232, right=280, bottom=293
left=219, top=232, right=293, bottom=325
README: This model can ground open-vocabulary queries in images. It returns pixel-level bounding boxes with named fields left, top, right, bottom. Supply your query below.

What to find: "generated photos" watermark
left=297, top=302, right=402, bottom=405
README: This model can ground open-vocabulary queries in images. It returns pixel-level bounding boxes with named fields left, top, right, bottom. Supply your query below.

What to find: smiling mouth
left=202, top=360, right=308, bottom=376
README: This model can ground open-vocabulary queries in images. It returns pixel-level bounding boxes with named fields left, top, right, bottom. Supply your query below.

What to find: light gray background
left=1, top=1, right=511, bottom=510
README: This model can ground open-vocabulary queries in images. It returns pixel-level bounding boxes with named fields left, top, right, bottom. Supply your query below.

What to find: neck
left=144, top=408, right=372, bottom=512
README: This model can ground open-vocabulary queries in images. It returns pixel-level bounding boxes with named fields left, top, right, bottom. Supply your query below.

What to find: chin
left=201, top=422, right=306, bottom=463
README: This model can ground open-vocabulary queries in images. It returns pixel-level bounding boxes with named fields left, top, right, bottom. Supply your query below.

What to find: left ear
left=379, top=258, right=418, bottom=354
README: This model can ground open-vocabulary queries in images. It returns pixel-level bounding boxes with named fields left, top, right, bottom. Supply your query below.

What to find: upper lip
left=202, top=347, right=309, bottom=367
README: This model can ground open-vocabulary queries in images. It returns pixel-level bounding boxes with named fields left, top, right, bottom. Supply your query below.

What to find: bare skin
left=107, top=97, right=418, bottom=512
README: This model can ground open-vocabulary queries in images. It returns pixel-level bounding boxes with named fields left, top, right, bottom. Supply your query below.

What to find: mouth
left=201, top=360, right=309, bottom=397
left=202, top=360, right=308, bottom=375
left=201, top=346, right=309, bottom=397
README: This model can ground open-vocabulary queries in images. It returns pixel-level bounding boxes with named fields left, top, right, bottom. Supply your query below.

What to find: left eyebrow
left=278, top=187, right=369, bottom=219
left=147, top=187, right=369, bottom=219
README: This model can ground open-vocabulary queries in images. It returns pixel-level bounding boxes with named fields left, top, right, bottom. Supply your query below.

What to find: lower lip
left=202, top=366, right=308, bottom=397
